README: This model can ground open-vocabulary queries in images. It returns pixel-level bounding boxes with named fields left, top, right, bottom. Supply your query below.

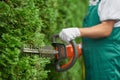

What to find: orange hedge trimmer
left=21, top=34, right=82, bottom=72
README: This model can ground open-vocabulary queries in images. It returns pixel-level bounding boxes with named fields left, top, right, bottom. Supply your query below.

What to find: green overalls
left=82, top=0, right=120, bottom=80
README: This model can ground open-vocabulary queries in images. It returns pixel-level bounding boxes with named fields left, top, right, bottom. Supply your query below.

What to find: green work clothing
left=82, top=0, right=120, bottom=80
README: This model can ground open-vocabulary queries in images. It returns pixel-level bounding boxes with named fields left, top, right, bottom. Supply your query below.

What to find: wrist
left=75, top=28, right=81, bottom=37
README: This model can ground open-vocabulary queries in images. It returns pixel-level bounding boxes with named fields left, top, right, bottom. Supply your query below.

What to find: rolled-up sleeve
left=98, top=0, right=120, bottom=22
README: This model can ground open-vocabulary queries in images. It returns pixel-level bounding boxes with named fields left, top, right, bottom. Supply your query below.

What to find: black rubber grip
left=52, top=34, right=78, bottom=72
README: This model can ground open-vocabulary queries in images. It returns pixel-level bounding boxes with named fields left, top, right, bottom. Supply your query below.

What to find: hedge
left=0, top=0, right=50, bottom=80
left=46, top=0, right=88, bottom=80
left=0, top=0, right=88, bottom=80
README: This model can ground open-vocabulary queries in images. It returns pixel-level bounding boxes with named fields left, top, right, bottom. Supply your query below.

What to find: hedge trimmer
left=21, top=34, right=82, bottom=72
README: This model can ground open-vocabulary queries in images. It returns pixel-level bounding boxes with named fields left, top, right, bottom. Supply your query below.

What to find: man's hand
left=59, top=28, right=81, bottom=43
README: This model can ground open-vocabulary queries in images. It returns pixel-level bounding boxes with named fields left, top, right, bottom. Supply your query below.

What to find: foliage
left=0, top=0, right=49, bottom=80
left=46, top=0, right=88, bottom=80
left=34, top=0, right=58, bottom=44
left=0, top=0, right=88, bottom=80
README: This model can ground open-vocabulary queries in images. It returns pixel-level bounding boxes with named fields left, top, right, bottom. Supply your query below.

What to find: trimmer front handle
left=52, top=34, right=78, bottom=72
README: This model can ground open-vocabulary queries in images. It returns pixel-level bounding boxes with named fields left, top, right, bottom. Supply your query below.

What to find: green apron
left=82, top=0, right=120, bottom=80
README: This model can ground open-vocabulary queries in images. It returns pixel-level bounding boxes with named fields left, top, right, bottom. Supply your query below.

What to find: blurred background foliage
left=0, top=0, right=88, bottom=80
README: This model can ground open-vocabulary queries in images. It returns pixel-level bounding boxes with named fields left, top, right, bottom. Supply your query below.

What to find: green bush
left=46, top=0, right=88, bottom=80
left=0, top=0, right=88, bottom=80
left=0, top=0, right=50, bottom=80
left=34, top=0, right=58, bottom=43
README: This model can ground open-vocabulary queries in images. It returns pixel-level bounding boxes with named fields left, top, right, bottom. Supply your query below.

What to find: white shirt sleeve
left=98, top=0, right=120, bottom=22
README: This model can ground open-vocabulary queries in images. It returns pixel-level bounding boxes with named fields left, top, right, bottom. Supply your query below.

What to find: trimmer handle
left=52, top=34, right=78, bottom=72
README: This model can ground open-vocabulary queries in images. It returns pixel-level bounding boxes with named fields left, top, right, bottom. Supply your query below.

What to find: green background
left=0, top=0, right=88, bottom=80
